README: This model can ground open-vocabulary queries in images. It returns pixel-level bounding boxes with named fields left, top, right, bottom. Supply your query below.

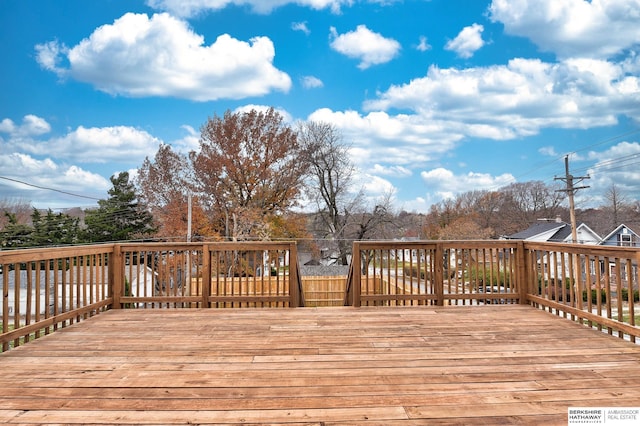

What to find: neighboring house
left=599, top=224, right=640, bottom=247
left=503, top=218, right=601, bottom=245
left=597, top=224, right=639, bottom=290
left=127, top=265, right=158, bottom=298
left=503, top=218, right=601, bottom=281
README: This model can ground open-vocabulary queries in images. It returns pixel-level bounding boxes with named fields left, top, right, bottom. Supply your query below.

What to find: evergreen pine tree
left=84, top=172, right=156, bottom=242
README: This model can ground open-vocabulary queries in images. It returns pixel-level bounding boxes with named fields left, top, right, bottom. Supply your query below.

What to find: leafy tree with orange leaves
left=191, top=108, right=308, bottom=240
left=136, top=144, right=216, bottom=240
left=137, top=108, right=309, bottom=241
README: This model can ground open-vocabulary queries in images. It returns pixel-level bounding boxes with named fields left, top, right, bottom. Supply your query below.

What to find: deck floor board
left=1, top=305, right=639, bottom=424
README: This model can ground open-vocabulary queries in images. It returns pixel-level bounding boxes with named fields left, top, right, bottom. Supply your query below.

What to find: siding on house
left=599, top=224, right=640, bottom=247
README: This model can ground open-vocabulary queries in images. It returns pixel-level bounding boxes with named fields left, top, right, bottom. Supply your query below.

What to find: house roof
left=505, top=220, right=601, bottom=243
left=600, top=223, right=640, bottom=243
left=505, top=221, right=567, bottom=240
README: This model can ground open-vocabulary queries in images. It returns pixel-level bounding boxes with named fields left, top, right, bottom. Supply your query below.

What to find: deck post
left=110, top=244, right=123, bottom=309
left=288, top=242, right=301, bottom=307
left=352, top=242, right=361, bottom=307
left=516, top=241, right=528, bottom=305
left=434, top=242, right=444, bottom=306
left=202, top=244, right=211, bottom=308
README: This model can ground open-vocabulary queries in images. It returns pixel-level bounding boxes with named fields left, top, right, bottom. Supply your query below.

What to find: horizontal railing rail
left=2, top=239, right=638, bottom=352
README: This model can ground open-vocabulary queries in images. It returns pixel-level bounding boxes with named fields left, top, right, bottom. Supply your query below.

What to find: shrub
left=403, top=265, right=426, bottom=279
left=469, top=266, right=511, bottom=287
left=621, top=288, right=640, bottom=302
left=583, top=289, right=607, bottom=304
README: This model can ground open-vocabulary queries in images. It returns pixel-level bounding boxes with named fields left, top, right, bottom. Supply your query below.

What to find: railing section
left=3, top=239, right=639, bottom=352
left=1, top=241, right=303, bottom=352
left=116, top=242, right=303, bottom=309
left=525, top=242, right=639, bottom=342
left=347, top=241, right=522, bottom=307
left=1, top=245, right=112, bottom=351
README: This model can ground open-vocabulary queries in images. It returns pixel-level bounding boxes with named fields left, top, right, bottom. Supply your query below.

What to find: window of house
left=619, top=234, right=632, bottom=247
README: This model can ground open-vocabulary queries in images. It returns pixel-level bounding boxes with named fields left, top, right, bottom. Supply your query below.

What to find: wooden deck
left=1, top=305, right=640, bottom=425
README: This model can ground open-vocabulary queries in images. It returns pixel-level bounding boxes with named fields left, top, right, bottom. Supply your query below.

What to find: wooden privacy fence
left=2, top=239, right=639, bottom=352
left=301, top=276, right=346, bottom=307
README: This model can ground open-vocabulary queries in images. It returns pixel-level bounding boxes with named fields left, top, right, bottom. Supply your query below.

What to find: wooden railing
left=2, top=239, right=639, bottom=352
left=114, top=242, right=302, bottom=309
left=347, top=240, right=639, bottom=342
left=524, top=242, right=639, bottom=343
left=0, top=245, right=113, bottom=352
left=346, top=240, right=523, bottom=307
left=1, top=241, right=302, bottom=352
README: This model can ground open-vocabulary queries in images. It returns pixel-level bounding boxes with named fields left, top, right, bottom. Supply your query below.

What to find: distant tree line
left=2, top=108, right=639, bottom=257
left=0, top=172, right=154, bottom=248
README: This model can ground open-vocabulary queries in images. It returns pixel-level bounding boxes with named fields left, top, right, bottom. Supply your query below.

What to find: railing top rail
left=118, top=241, right=297, bottom=251
left=353, top=240, right=520, bottom=249
left=522, top=241, right=640, bottom=256
left=0, top=244, right=115, bottom=263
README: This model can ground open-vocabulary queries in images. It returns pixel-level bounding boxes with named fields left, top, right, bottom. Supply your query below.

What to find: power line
left=0, top=176, right=102, bottom=201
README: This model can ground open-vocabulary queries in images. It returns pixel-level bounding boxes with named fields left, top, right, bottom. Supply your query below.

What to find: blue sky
left=1, top=0, right=639, bottom=213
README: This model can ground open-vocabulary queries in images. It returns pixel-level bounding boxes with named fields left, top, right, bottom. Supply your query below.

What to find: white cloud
left=34, top=40, right=68, bottom=75
left=50, top=126, right=162, bottom=163
left=415, top=35, right=431, bottom=52
left=587, top=141, right=640, bottom=179
left=364, top=57, right=638, bottom=139
left=0, top=153, right=110, bottom=206
left=146, top=0, right=350, bottom=16
left=301, top=75, right=324, bottom=88
left=35, top=13, right=291, bottom=101
left=538, top=146, right=558, bottom=157
left=0, top=116, right=172, bottom=207
left=359, top=174, right=395, bottom=196
left=171, top=125, right=200, bottom=153
left=445, top=23, right=485, bottom=59
left=489, top=0, right=640, bottom=59
left=308, top=108, right=463, bottom=167
left=292, top=21, right=311, bottom=35
left=578, top=141, right=640, bottom=206
left=0, top=115, right=51, bottom=137
left=371, top=164, right=412, bottom=177
left=420, top=167, right=516, bottom=199
left=1, top=117, right=162, bottom=165
left=329, top=25, right=401, bottom=69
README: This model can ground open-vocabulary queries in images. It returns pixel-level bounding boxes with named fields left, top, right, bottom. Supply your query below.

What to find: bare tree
left=0, top=198, right=32, bottom=230
left=500, top=181, right=566, bottom=231
left=297, top=121, right=356, bottom=264
left=604, top=183, right=629, bottom=228
left=351, top=190, right=397, bottom=241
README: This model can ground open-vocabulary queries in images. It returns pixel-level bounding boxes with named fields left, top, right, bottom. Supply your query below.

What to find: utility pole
left=187, top=194, right=192, bottom=243
left=555, top=155, right=590, bottom=243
